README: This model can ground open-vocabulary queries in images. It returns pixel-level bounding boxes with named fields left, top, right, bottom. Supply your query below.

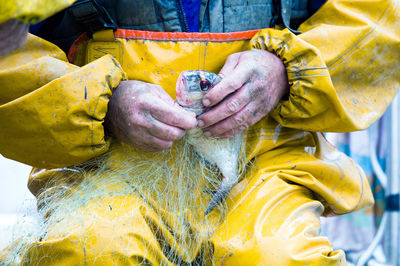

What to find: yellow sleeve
left=0, top=0, right=76, bottom=24
left=0, top=34, right=125, bottom=168
left=251, top=0, right=400, bottom=132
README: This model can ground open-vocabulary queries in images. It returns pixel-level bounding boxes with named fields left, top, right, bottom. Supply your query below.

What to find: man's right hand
left=105, top=80, right=197, bottom=151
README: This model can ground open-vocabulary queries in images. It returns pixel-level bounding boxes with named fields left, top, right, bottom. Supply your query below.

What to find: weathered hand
left=105, top=80, right=197, bottom=151
left=0, top=19, right=29, bottom=57
left=197, top=49, right=289, bottom=138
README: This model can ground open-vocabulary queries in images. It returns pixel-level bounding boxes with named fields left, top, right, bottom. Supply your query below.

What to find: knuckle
left=232, top=115, right=246, bottom=126
left=225, top=80, right=238, bottom=92
left=128, top=113, right=141, bottom=125
left=170, top=114, right=180, bottom=125
left=226, top=99, right=240, bottom=114
left=161, top=129, right=173, bottom=140
left=159, top=140, right=173, bottom=149
left=175, top=129, right=185, bottom=139
left=222, top=131, right=235, bottom=138
left=165, top=132, right=175, bottom=140
left=180, top=115, right=196, bottom=129
left=239, top=124, right=248, bottom=131
left=166, top=129, right=181, bottom=140
left=218, top=125, right=231, bottom=135
left=142, top=112, right=154, bottom=124
left=141, top=135, right=154, bottom=146
left=135, top=98, right=147, bottom=109
left=204, top=125, right=219, bottom=136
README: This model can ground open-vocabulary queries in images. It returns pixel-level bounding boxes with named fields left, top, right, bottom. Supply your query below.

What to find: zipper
left=175, top=0, right=189, bottom=32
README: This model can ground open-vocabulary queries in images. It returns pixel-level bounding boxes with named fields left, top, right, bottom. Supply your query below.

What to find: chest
left=96, top=0, right=310, bottom=32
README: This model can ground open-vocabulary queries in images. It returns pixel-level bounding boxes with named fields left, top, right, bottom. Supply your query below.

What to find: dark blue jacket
left=34, top=0, right=323, bottom=53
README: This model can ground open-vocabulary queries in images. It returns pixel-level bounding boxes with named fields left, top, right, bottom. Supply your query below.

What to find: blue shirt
left=181, top=0, right=202, bottom=32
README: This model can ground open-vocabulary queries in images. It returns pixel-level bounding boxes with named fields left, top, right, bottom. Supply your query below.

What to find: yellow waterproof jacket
left=0, top=0, right=399, bottom=170
left=0, top=0, right=76, bottom=24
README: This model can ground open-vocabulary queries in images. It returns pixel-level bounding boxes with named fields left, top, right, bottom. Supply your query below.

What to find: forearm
left=0, top=34, right=125, bottom=168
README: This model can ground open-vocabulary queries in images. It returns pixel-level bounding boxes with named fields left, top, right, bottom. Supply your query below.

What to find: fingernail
left=204, top=131, right=211, bottom=137
left=203, top=99, right=210, bottom=107
left=197, top=120, right=204, bottom=127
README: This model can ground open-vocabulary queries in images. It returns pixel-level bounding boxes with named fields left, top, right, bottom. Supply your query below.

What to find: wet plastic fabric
left=0, top=34, right=126, bottom=168
left=322, top=125, right=387, bottom=263
left=14, top=132, right=367, bottom=265
left=0, top=0, right=76, bottom=24
left=1, top=0, right=399, bottom=264
left=0, top=0, right=397, bottom=169
left=259, top=0, right=400, bottom=132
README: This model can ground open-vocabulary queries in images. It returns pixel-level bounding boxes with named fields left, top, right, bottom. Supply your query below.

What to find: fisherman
left=1, top=0, right=400, bottom=265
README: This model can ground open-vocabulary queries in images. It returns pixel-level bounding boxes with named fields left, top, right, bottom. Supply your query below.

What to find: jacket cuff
left=0, top=54, right=125, bottom=168
left=250, top=29, right=343, bottom=132
left=50, top=54, right=126, bottom=167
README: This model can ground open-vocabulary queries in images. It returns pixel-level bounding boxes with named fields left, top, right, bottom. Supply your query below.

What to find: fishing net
left=1, top=134, right=248, bottom=265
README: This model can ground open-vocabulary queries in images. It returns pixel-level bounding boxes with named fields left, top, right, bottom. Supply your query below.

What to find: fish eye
left=200, top=80, right=211, bottom=91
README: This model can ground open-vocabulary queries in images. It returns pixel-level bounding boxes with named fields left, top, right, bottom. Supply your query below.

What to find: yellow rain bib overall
left=0, top=0, right=76, bottom=24
left=1, top=0, right=400, bottom=265
left=22, top=29, right=373, bottom=265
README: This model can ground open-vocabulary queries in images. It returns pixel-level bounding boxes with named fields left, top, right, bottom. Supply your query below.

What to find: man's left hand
left=197, top=49, right=289, bottom=138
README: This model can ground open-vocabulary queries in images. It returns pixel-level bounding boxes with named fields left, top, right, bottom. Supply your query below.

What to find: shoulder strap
left=68, top=0, right=117, bottom=36
left=280, top=0, right=302, bottom=34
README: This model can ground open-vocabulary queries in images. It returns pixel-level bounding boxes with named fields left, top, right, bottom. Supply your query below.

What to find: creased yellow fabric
left=252, top=0, right=400, bottom=132
left=17, top=133, right=365, bottom=265
left=1, top=0, right=399, bottom=264
left=0, top=0, right=76, bottom=24
left=0, top=34, right=125, bottom=168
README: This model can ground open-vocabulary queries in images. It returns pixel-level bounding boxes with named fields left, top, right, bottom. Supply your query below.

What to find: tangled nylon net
left=1, top=136, right=248, bottom=265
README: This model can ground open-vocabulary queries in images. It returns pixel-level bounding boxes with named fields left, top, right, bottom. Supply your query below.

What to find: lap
left=19, top=175, right=345, bottom=265
left=212, top=172, right=345, bottom=265
left=7, top=134, right=372, bottom=265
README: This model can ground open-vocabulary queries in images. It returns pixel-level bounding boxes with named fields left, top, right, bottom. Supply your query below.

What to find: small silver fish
left=176, top=70, right=242, bottom=215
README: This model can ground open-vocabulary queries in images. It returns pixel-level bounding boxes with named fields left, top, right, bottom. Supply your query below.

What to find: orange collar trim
left=114, top=29, right=259, bottom=42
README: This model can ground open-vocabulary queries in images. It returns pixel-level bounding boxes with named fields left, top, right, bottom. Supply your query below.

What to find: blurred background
left=0, top=156, right=35, bottom=249
left=0, top=95, right=399, bottom=265
left=319, top=93, right=400, bottom=266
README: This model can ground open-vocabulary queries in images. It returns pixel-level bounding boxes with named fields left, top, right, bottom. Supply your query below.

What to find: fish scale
left=176, top=70, right=243, bottom=215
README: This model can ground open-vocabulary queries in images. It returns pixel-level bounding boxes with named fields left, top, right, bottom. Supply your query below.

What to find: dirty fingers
left=197, top=49, right=289, bottom=138
left=105, top=80, right=197, bottom=151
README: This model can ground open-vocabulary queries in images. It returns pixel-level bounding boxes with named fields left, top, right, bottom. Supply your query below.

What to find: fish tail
left=204, top=186, right=231, bottom=215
